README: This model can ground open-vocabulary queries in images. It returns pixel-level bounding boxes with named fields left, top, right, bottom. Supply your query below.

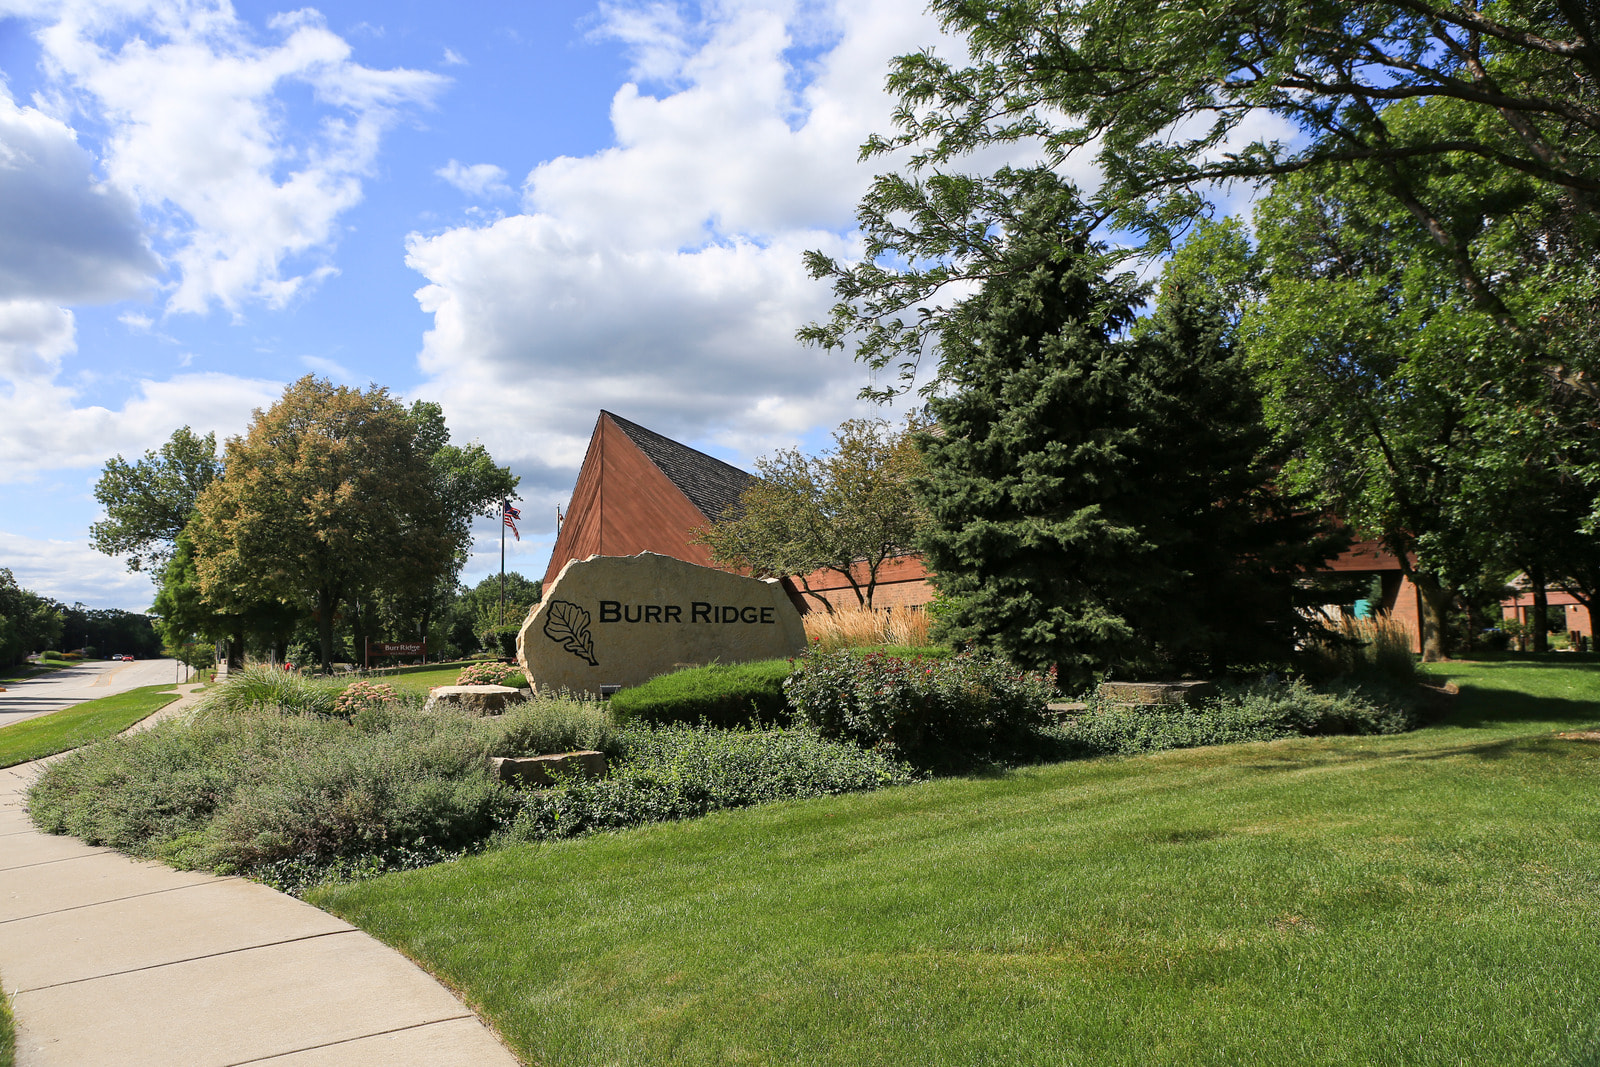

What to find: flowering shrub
left=784, top=649, right=1056, bottom=767
left=333, top=682, right=399, bottom=718
left=456, top=661, right=521, bottom=687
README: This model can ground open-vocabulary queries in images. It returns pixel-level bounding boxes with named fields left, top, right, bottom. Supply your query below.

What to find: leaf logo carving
left=543, top=599, right=598, bottom=666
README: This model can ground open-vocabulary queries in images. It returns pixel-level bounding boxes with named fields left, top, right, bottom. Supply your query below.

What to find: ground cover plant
left=25, top=672, right=909, bottom=891
left=1053, top=676, right=1420, bottom=758
left=310, top=659, right=1600, bottom=1066
left=0, top=685, right=180, bottom=768
left=0, top=970, right=12, bottom=1067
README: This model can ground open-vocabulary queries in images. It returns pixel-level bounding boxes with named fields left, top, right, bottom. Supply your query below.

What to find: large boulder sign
left=518, top=552, right=807, bottom=695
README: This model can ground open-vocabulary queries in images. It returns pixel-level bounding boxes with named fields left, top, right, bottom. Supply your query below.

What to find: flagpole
left=499, top=501, right=506, bottom=629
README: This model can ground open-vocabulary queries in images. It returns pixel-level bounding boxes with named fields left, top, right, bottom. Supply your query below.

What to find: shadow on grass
left=1431, top=687, right=1600, bottom=731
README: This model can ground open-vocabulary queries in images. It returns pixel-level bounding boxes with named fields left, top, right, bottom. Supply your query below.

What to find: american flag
left=502, top=501, right=521, bottom=541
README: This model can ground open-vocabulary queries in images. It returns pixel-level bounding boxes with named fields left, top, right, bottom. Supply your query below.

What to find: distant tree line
left=92, top=376, right=535, bottom=670
left=0, top=569, right=163, bottom=667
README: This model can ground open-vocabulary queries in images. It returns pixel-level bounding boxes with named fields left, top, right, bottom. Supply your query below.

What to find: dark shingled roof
left=603, top=411, right=757, bottom=524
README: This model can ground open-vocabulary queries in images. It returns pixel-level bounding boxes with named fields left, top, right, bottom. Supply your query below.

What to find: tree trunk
left=317, top=588, right=335, bottom=670
left=1412, top=571, right=1452, bottom=662
left=1529, top=563, right=1549, bottom=654
left=228, top=627, right=245, bottom=670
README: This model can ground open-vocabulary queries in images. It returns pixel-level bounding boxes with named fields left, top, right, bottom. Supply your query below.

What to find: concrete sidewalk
left=0, top=688, right=521, bottom=1066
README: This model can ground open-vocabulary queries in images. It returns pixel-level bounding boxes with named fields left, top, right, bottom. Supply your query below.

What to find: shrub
left=334, top=682, right=398, bottom=718
left=785, top=649, right=1056, bottom=767
left=1301, top=615, right=1418, bottom=685
left=502, top=724, right=916, bottom=843
left=1055, top=676, right=1419, bottom=757
left=608, top=660, right=794, bottom=728
left=202, top=665, right=342, bottom=718
left=493, top=699, right=620, bottom=760
left=456, top=661, right=521, bottom=687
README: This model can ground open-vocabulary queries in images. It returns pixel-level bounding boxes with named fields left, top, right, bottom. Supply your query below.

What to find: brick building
left=544, top=413, right=1432, bottom=647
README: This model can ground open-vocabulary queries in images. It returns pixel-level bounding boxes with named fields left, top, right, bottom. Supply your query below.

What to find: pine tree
left=916, top=188, right=1342, bottom=688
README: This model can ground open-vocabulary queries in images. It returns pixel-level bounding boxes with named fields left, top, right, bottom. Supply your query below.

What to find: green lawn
left=0, top=660, right=69, bottom=685
left=351, top=661, right=481, bottom=696
left=312, top=660, right=1600, bottom=1066
left=0, top=685, right=181, bottom=768
left=0, top=971, right=12, bottom=1067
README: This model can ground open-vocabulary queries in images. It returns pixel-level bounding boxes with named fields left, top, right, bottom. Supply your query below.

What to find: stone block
left=1096, top=680, right=1217, bottom=706
left=422, top=685, right=523, bottom=716
left=517, top=552, right=807, bottom=697
left=490, top=751, right=607, bottom=789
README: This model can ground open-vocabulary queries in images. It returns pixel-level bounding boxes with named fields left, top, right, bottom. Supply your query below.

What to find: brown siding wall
left=786, top=554, right=935, bottom=614
left=544, top=414, right=723, bottom=588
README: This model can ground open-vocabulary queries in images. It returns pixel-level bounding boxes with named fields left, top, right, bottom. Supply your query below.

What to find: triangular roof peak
left=600, top=410, right=755, bottom=523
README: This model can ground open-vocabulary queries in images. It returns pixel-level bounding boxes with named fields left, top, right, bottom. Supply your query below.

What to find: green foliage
left=0, top=685, right=180, bottom=768
left=201, top=665, right=342, bottom=718
left=608, top=660, right=794, bottom=728
left=189, top=377, right=458, bottom=669
left=1056, top=677, right=1419, bottom=757
left=90, top=425, right=221, bottom=574
left=312, top=660, right=1600, bottom=1067
left=912, top=182, right=1343, bottom=686
left=0, top=568, right=64, bottom=667
left=693, top=417, right=928, bottom=608
left=803, top=0, right=1600, bottom=398
left=501, top=724, right=916, bottom=844
left=492, top=699, right=619, bottom=761
left=784, top=648, right=1055, bottom=768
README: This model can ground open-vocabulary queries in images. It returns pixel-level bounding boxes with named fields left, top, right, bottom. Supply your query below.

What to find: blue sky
left=0, top=0, right=955, bottom=611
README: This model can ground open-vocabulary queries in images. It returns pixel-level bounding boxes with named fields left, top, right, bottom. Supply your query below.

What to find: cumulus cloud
left=436, top=160, right=512, bottom=199
left=0, top=530, right=161, bottom=612
left=0, top=300, right=76, bottom=380
left=409, top=0, right=944, bottom=537
left=0, top=371, right=284, bottom=482
left=0, top=86, right=157, bottom=304
left=11, top=0, right=446, bottom=315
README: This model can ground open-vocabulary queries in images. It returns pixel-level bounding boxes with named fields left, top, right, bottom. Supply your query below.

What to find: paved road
left=0, top=659, right=195, bottom=728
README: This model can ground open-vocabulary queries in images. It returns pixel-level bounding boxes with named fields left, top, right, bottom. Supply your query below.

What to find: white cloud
left=118, top=310, right=153, bottom=330
left=0, top=300, right=76, bottom=380
left=12, top=0, right=446, bottom=315
left=299, top=354, right=350, bottom=378
left=0, top=371, right=283, bottom=482
left=0, top=530, right=162, bottom=613
left=436, top=160, right=511, bottom=199
left=408, top=0, right=944, bottom=536
left=442, top=47, right=466, bottom=66
left=0, top=85, right=157, bottom=304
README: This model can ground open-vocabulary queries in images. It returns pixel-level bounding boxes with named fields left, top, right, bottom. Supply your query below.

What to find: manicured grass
left=355, top=661, right=480, bottom=696
left=0, top=972, right=12, bottom=1067
left=0, top=661, right=68, bottom=685
left=312, top=660, right=1600, bottom=1066
left=0, top=685, right=180, bottom=768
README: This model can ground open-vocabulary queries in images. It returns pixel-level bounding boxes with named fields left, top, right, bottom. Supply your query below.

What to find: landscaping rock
left=490, top=751, right=607, bottom=788
left=423, top=684, right=524, bottom=716
left=1096, top=681, right=1217, bottom=706
left=518, top=551, right=807, bottom=697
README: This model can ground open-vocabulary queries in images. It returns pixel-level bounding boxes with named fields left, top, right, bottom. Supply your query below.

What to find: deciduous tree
left=90, top=427, right=222, bottom=573
left=694, top=418, right=927, bottom=610
left=190, top=377, right=455, bottom=669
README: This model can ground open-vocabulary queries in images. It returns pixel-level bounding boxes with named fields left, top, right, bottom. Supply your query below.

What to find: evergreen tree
left=916, top=186, right=1343, bottom=688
